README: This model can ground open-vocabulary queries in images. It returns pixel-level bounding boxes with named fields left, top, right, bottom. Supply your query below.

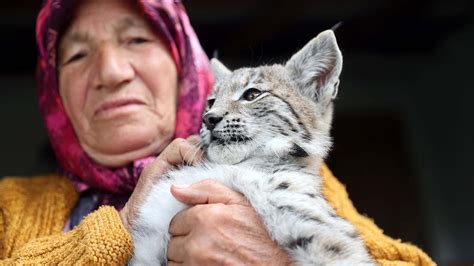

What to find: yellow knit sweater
left=0, top=165, right=435, bottom=265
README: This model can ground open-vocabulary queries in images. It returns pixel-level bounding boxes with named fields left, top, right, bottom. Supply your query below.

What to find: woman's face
left=58, top=0, right=178, bottom=167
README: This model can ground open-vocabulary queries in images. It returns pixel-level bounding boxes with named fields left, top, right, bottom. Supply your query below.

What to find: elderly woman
left=0, top=0, right=434, bottom=265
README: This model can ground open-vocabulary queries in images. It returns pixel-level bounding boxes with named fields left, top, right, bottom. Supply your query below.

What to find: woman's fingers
left=166, top=181, right=293, bottom=265
left=186, top=134, right=201, bottom=146
left=164, top=137, right=203, bottom=165
left=168, top=203, right=208, bottom=236
left=169, top=179, right=250, bottom=236
left=157, top=137, right=203, bottom=167
left=120, top=136, right=202, bottom=231
left=167, top=235, right=187, bottom=262
left=170, top=179, right=250, bottom=206
left=140, top=137, right=202, bottom=184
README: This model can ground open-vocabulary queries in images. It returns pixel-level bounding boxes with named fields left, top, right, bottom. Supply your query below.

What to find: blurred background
left=1, top=0, right=473, bottom=264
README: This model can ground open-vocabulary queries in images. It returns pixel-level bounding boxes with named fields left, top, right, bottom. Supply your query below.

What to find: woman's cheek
left=59, top=67, right=91, bottom=130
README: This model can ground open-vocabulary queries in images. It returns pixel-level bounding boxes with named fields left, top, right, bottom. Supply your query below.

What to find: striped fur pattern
left=130, top=30, right=375, bottom=265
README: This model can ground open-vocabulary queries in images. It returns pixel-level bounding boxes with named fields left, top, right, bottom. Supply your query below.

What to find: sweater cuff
left=10, top=206, right=132, bottom=265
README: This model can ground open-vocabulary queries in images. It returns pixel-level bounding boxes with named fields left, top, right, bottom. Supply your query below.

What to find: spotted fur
left=130, top=30, right=374, bottom=265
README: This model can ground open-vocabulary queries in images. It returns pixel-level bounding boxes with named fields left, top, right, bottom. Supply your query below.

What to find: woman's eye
left=242, top=88, right=262, bottom=101
left=129, top=37, right=149, bottom=45
left=65, top=52, right=86, bottom=64
left=207, top=98, right=215, bottom=108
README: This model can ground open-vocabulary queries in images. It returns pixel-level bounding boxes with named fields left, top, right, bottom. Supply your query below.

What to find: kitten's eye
left=242, top=88, right=262, bottom=101
left=207, top=98, right=215, bottom=108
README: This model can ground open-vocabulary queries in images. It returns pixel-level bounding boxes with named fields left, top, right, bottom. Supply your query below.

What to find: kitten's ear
left=210, top=58, right=231, bottom=83
left=285, top=30, right=342, bottom=103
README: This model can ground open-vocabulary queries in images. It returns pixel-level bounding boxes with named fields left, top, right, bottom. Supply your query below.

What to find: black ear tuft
left=212, top=49, right=219, bottom=59
left=331, top=21, right=343, bottom=32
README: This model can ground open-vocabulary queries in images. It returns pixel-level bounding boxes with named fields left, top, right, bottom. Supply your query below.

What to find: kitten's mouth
left=210, top=133, right=252, bottom=145
left=210, top=134, right=218, bottom=142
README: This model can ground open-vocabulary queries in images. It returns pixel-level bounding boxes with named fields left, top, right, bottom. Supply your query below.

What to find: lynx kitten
left=130, top=30, right=375, bottom=265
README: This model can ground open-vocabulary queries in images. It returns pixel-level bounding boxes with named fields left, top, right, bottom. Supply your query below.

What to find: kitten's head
left=200, top=30, right=342, bottom=164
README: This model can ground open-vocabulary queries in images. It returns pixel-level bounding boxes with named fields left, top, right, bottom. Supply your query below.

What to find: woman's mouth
left=94, top=98, right=145, bottom=117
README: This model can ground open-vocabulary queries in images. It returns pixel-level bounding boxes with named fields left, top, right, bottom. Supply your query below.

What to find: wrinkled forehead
left=60, top=0, right=145, bottom=42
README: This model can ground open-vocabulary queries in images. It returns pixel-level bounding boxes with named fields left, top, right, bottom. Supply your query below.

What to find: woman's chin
left=82, top=128, right=173, bottom=167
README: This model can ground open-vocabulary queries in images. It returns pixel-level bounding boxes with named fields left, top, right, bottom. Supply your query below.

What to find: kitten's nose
left=203, top=112, right=223, bottom=130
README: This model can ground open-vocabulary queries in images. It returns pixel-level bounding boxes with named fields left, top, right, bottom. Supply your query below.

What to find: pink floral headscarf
left=35, top=0, right=213, bottom=196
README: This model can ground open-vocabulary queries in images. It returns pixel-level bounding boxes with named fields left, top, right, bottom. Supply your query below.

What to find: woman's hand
left=167, top=179, right=292, bottom=265
left=119, top=136, right=203, bottom=232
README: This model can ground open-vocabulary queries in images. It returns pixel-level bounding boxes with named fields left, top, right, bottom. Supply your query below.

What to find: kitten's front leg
left=129, top=179, right=187, bottom=266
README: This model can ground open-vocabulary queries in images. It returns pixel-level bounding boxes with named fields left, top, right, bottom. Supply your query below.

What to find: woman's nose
left=93, top=46, right=135, bottom=90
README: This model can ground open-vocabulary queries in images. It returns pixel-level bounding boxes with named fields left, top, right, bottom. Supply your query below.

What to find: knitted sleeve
left=1, top=206, right=132, bottom=265
left=320, top=164, right=436, bottom=266
left=0, top=175, right=132, bottom=265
